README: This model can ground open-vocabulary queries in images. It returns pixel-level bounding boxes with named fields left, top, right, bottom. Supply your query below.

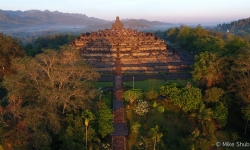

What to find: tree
left=131, top=122, right=141, bottom=134
left=224, top=36, right=249, bottom=55
left=149, top=125, right=163, bottom=150
left=203, top=87, right=225, bottom=103
left=145, top=89, right=158, bottom=101
left=82, top=110, right=95, bottom=150
left=192, top=26, right=224, bottom=53
left=134, top=100, right=149, bottom=118
left=180, top=87, right=203, bottom=112
left=161, top=82, right=202, bottom=112
left=1, top=46, right=100, bottom=148
left=0, top=33, right=24, bottom=79
left=212, top=102, right=228, bottom=127
left=177, top=26, right=195, bottom=52
left=190, top=104, right=213, bottom=135
left=123, top=89, right=143, bottom=104
left=61, top=113, right=99, bottom=150
left=227, top=47, right=250, bottom=103
left=157, top=106, right=165, bottom=113
left=98, top=104, right=114, bottom=138
left=192, top=51, right=225, bottom=87
left=242, top=104, right=250, bottom=135
left=63, top=114, right=86, bottom=149
left=24, top=34, right=78, bottom=56
left=166, top=28, right=179, bottom=44
left=160, top=82, right=181, bottom=106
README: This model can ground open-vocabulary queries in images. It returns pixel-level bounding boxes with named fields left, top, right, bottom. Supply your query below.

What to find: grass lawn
left=124, top=79, right=166, bottom=92
left=94, top=82, right=113, bottom=88
left=102, top=91, right=112, bottom=108
left=94, top=78, right=197, bottom=92
left=124, top=78, right=197, bottom=92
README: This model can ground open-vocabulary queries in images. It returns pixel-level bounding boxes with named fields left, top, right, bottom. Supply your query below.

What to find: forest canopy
left=0, top=45, right=115, bottom=149
left=215, top=17, right=250, bottom=36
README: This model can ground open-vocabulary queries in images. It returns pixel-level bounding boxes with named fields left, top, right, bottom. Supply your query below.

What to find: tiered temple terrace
left=70, top=16, right=186, bottom=74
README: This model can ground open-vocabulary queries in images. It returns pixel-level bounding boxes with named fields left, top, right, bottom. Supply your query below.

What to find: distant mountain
left=88, top=19, right=175, bottom=31
left=0, top=9, right=111, bottom=29
left=0, top=9, right=174, bottom=30
left=122, top=19, right=172, bottom=27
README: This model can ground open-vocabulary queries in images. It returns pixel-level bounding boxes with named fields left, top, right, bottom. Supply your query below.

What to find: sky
left=1, top=0, right=250, bottom=24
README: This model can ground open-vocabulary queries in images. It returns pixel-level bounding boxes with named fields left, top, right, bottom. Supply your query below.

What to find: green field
left=124, top=79, right=166, bottom=92
left=94, top=81, right=113, bottom=88
left=95, top=78, right=197, bottom=92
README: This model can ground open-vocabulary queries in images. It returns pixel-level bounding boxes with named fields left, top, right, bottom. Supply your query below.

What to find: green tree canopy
left=149, top=125, right=163, bottom=150
left=97, top=104, right=114, bottom=138
left=224, top=35, right=249, bottom=55
left=131, top=122, right=141, bottom=134
left=157, top=106, right=165, bottom=113
left=160, top=82, right=181, bottom=106
left=123, top=89, right=143, bottom=104
left=226, top=47, right=250, bottom=103
left=160, top=82, right=202, bottom=112
left=180, top=87, right=203, bottom=112
left=177, top=26, right=195, bottom=51
left=61, top=113, right=99, bottom=150
left=212, top=102, right=228, bottom=126
left=192, top=51, right=225, bottom=87
left=145, top=89, right=158, bottom=101
left=203, top=87, right=225, bottom=103
left=24, top=34, right=77, bottom=56
left=191, top=103, right=213, bottom=136
left=0, top=33, right=24, bottom=79
left=1, top=46, right=100, bottom=149
left=242, top=104, right=250, bottom=135
left=166, top=27, right=179, bottom=43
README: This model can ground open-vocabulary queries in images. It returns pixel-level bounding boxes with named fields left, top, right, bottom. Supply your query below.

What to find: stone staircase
left=111, top=74, right=128, bottom=150
left=111, top=45, right=128, bottom=149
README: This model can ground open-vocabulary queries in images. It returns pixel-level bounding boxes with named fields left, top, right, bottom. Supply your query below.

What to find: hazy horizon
left=1, top=0, right=250, bottom=25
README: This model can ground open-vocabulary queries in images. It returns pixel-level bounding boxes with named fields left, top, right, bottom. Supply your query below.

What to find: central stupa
left=112, top=16, right=124, bottom=30
left=70, top=16, right=182, bottom=73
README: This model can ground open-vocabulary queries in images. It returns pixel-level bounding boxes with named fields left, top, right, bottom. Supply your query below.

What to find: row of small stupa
left=70, top=17, right=182, bottom=73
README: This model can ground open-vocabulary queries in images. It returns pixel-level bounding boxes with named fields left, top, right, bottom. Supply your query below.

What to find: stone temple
left=70, top=16, right=183, bottom=74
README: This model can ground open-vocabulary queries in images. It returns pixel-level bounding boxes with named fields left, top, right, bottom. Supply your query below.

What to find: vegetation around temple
left=1, top=17, right=250, bottom=149
left=215, top=17, right=250, bottom=36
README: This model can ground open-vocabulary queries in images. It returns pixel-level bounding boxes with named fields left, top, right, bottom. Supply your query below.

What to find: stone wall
left=70, top=17, right=183, bottom=74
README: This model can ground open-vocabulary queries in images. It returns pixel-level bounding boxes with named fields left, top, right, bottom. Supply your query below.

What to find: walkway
left=111, top=48, right=128, bottom=150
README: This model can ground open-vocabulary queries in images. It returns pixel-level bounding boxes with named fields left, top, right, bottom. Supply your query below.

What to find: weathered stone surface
left=112, top=136, right=126, bottom=150
left=112, top=73, right=127, bottom=150
left=70, top=16, right=183, bottom=73
left=112, top=16, right=124, bottom=30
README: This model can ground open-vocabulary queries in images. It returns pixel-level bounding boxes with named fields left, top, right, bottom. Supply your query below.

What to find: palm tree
left=242, top=104, right=250, bottom=135
left=149, top=125, right=163, bottom=150
left=82, top=110, right=95, bottom=150
left=88, top=136, right=101, bottom=150
left=190, top=103, right=212, bottom=136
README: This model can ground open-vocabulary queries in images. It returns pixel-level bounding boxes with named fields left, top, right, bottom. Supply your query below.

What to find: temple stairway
left=111, top=75, right=128, bottom=150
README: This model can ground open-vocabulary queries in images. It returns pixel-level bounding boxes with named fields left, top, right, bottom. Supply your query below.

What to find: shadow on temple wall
left=70, top=31, right=117, bottom=74
left=70, top=16, right=185, bottom=75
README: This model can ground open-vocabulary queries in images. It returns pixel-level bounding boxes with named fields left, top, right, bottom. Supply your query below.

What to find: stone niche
left=70, top=16, right=182, bottom=73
